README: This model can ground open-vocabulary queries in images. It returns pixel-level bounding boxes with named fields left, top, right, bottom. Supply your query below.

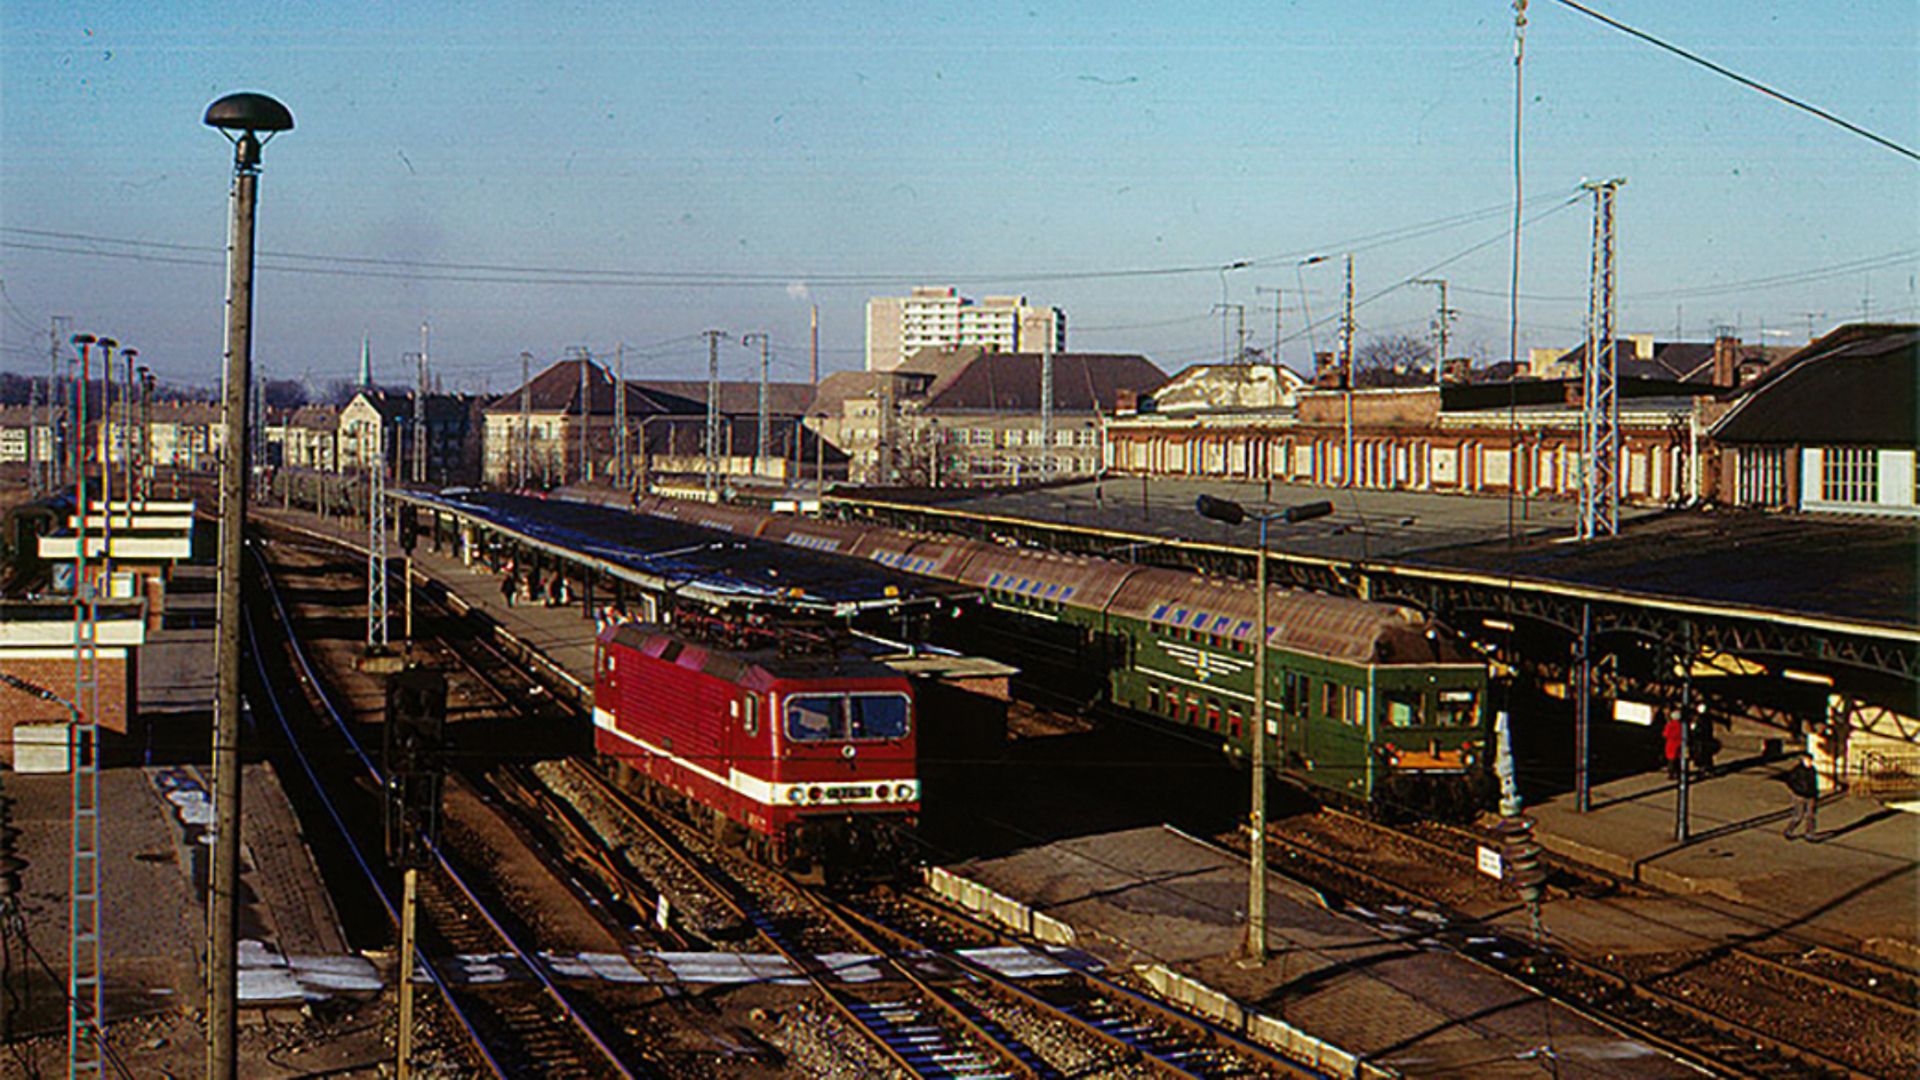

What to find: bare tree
left=1352, top=333, right=1433, bottom=388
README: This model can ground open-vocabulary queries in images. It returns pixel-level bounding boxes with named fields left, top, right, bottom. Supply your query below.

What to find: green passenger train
left=628, top=495, right=1494, bottom=815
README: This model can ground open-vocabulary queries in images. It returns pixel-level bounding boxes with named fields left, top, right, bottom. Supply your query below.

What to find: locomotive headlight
left=895, top=783, right=915, bottom=802
left=807, top=786, right=824, bottom=803
left=787, top=788, right=805, bottom=803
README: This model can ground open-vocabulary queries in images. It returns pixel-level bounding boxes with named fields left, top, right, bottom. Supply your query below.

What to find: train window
left=785, top=695, right=843, bottom=740
left=1147, top=685, right=1161, bottom=713
left=1205, top=702, right=1222, bottom=732
left=849, top=694, right=911, bottom=739
left=1436, top=690, right=1478, bottom=727
left=1385, top=691, right=1422, bottom=728
left=1184, top=697, right=1199, bottom=725
left=1228, top=711, right=1243, bottom=738
left=1282, top=672, right=1308, bottom=715
left=1351, top=689, right=1367, bottom=727
left=1324, top=683, right=1344, bottom=723
left=743, top=695, right=760, bottom=736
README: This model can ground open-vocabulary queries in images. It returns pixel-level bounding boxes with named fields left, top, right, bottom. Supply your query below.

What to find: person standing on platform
left=1781, top=752, right=1820, bottom=840
left=501, top=569, right=516, bottom=608
left=1663, top=712, right=1684, bottom=781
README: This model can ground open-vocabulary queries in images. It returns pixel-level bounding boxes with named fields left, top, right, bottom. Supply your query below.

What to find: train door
left=1280, top=669, right=1310, bottom=768
left=1310, top=676, right=1371, bottom=798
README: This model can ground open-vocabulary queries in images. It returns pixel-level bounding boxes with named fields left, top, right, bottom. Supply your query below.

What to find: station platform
left=1520, top=720, right=1918, bottom=967
left=257, top=506, right=603, bottom=693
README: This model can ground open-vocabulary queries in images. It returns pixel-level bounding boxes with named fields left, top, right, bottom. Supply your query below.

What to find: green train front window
left=1436, top=689, right=1478, bottom=727
left=1384, top=691, right=1422, bottom=728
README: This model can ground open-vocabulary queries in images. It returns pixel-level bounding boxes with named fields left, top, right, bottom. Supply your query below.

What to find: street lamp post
left=121, top=347, right=138, bottom=530
left=203, top=89, right=292, bottom=1080
left=1194, top=493, right=1333, bottom=963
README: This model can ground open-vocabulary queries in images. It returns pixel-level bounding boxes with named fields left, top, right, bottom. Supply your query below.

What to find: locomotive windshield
left=785, top=692, right=911, bottom=741
left=1382, top=689, right=1480, bottom=728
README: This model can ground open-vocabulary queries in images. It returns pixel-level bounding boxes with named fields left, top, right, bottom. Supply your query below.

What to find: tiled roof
left=629, top=380, right=816, bottom=416
left=900, top=348, right=1167, bottom=412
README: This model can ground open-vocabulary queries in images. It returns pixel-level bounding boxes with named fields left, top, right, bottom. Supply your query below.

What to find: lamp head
left=97, top=338, right=118, bottom=351
left=71, top=333, right=96, bottom=347
left=1282, top=499, right=1334, bottom=524
left=1195, top=493, right=1246, bottom=526
left=203, top=92, right=294, bottom=135
left=122, top=348, right=138, bottom=361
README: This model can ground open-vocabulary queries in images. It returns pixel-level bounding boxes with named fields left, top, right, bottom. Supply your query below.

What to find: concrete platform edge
left=924, top=863, right=1396, bottom=1080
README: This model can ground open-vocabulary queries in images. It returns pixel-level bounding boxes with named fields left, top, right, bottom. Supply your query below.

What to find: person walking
left=1781, top=752, right=1820, bottom=840
left=500, top=569, right=516, bottom=608
left=1663, top=713, right=1684, bottom=781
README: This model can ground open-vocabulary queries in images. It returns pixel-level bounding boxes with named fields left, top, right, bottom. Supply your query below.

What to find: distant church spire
left=358, top=335, right=374, bottom=389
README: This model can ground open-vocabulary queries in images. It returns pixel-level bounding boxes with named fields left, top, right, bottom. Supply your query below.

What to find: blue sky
left=2, top=1, right=1915, bottom=393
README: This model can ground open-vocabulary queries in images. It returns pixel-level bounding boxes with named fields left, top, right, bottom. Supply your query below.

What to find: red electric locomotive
left=593, top=622, right=919, bottom=875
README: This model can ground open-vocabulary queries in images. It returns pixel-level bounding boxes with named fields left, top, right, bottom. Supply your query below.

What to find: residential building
left=337, top=390, right=484, bottom=485
left=818, top=346, right=1165, bottom=485
left=865, top=286, right=1066, bottom=372
left=1710, top=324, right=1918, bottom=516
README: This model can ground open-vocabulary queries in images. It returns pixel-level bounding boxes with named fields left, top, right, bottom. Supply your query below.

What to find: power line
left=1549, top=0, right=1920, bottom=163
left=0, top=197, right=1580, bottom=292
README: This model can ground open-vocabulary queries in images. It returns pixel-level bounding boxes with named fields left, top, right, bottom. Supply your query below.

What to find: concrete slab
left=955, top=824, right=1698, bottom=1079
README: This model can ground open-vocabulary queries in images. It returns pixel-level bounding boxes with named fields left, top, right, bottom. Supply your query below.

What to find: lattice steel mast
left=1578, top=178, right=1625, bottom=540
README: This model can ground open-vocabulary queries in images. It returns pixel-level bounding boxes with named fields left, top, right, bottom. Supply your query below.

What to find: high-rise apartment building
left=866, top=286, right=1066, bottom=372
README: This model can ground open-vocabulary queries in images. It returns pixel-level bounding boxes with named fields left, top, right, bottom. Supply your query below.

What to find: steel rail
left=1250, top=822, right=1872, bottom=1079
left=837, top=892, right=1328, bottom=1079
left=249, top=538, right=641, bottom=1079
left=568, top=762, right=1040, bottom=1079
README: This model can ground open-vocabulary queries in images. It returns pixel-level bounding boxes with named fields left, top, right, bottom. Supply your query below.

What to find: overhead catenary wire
left=1548, top=0, right=1920, bottom=163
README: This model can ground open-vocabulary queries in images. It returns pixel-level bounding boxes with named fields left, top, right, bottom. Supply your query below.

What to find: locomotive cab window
left=783, top=692, right=911, bottom=741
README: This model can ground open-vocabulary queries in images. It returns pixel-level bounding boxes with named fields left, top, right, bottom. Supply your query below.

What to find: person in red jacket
left=1663, top=714, right=1684, bottom=781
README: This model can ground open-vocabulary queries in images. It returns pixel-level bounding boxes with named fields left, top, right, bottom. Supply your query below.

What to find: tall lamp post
left=203, top=89, right=292, bottom=1080
left=1194, top=493, right=1333, bottom=962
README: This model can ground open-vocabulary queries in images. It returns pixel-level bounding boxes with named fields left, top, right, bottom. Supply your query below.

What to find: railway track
left=1253, top=807, right=1912, bottom=1079
left=567, top=761, right=1040, bottom=1078
left=839, top=888, right=1322, bottom=1078
left=248, top=537, right=646, bottom=1078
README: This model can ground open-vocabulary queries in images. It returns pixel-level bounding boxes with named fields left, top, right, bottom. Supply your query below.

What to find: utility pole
left=571, top=346, right=591, bottom=485
left=1253, top=286, right=1283, bottom=362
left=742, top=332, right=771, bottom=474
left=203, top=90, right=291, bottom=1080
left=1340, top=254, right=1356, bottom=487
left=414, top=323, right=429, bottom=485
left=47, top=318, right=71, bottom=490
left=1039, top=336, right=1055, bottom=480
left=809, top=303, right=819, bottom=388
left=702, top=330, right=726, bottom=497
left=367, top=424, right=388, bottom=650
left=518, top=351, right=531, bottom=489
left=614, top=341, right=628, bottom=491
left=1412, top=278, right=1455, bottom=386
left=1578, top=178, right=1625, bottom=541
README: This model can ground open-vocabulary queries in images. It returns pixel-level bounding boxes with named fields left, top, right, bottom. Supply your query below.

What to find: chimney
left=1712, top=335, right=1740, bottom=387
left=1313, top=351, right=1342, bottom=389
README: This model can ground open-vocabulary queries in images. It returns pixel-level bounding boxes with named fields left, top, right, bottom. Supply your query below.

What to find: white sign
left=655, top=894, right=672, bottom=932
left=1614, top=699, right=1655, bottom=726
left=1477, top=845, right=1504, bottom=880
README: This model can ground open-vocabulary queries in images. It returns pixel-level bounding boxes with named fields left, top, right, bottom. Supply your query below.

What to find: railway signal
left=382, top=665, right=445, bottom=1080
